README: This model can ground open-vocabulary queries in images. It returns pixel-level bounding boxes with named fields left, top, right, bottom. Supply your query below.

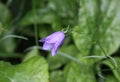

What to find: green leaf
left=50, top=71, right=65, bottom=82
left=103, top=57, right=120, bottom=81
left=0, top=37, right=16, bottom=53
left=20, top=0, right=79, bottom=28
left=20, top=8, right=56, bottom=26
left=0, top=56, right=49, bottom=82
left=48, top=0, right=79, bottom=18
left=64, top=62, right=96, bottom=82
left=49, top=0, right=79, bottom=30
left=0, top=2, right=11, bottom=24
left=73, top=0, right=120, bottom=56
left=20, top=0, right=57, bottom=26
left=105, top=75, right=118, bottom=82
left=23, top=49, right=39, bottom=62
left=32, top=0, right=47, bottom=9
left=0, top=3, right=14, bottom=53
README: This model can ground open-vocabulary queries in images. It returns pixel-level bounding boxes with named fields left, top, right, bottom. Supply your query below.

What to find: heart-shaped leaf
left=73, top=0, right=120, bottom=56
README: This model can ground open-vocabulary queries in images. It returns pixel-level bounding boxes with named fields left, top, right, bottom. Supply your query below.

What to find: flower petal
left=43, top=43, right=53, bottom=50
left=52, top=36, right=64, bottom=56
left=46, top=31, right=65, bottom=43
left=52, top=46, right=58, bottom=56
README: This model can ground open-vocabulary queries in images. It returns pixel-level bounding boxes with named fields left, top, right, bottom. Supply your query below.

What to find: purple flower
left=39, top=31, right=65, bottom=56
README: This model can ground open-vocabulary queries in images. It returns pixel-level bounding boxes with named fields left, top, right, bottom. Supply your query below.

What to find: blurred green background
left=0, top=0, right=120, bottom=82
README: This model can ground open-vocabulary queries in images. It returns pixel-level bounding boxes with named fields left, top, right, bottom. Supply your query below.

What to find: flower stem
left=33, top=1, right=38, bottom=46
left=34, top=24, right=39, bottom=46
left=58, top=51, right=82, bottom=64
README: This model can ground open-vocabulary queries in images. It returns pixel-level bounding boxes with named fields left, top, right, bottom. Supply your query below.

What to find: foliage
left=0, top=0, right=120, bottom=82
left=0, top=50, right=48, bottom=82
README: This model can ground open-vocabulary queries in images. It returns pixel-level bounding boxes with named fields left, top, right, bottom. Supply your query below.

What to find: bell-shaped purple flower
left=39, top=31, right=65, bottom=56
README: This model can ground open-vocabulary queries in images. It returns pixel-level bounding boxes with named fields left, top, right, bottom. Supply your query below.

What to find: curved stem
left=58, top=51, right=82, bottom=64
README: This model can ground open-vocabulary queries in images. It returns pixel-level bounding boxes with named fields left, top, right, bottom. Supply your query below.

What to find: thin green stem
left=34, top=24, right=39, bottom=46
left=33, top=1, right=39, bottom=46
left=58, top=51, right=82, bottom=64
